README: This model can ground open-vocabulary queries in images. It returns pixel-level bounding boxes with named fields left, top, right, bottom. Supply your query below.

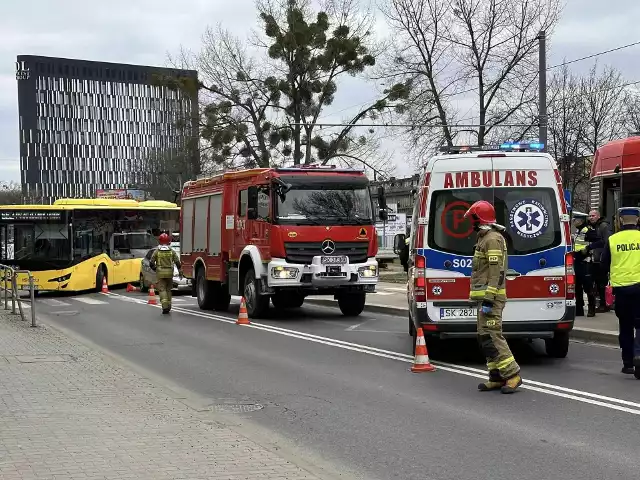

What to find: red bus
left=590, top=134, right=640, bottom=231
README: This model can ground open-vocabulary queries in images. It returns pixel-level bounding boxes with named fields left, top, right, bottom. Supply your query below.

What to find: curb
left=305, top=299, right=619, bottom=345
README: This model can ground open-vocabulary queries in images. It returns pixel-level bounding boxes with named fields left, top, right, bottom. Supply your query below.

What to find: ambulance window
left=428, top=187, right=561, bottom=255
left=428, top=190, right=485, bottom=255
left=494, top=188, right=561, bottom=255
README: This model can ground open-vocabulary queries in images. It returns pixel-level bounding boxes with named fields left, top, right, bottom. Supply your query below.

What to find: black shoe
left=634, top=357, right=640, bottom=380
left=621, top=366, right=635, bottom=375
left=596, top=306, right=610, bottom=313
left=587, top=308, right=596, bottom=317
left=576, top=309, right=585, bottom=317
left=162, top=308, right=170, bottom=314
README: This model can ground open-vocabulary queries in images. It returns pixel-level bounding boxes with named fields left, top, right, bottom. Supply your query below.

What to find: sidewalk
left=0, top=308, right=341, bottom=480
left=307, top=282, right=620, bottom=345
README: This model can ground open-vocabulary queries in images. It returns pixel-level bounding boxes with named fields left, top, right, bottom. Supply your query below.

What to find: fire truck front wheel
left=244, top=268, right=270, bottom=318
left=337, top=292, right=366, bottom=317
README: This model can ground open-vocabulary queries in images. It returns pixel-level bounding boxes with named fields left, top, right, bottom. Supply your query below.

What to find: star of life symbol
left=509, top=199, right=549, bottom=239
left=549, top=283, right=559, bottom=295
left=431, top=285, right=442, bottom=296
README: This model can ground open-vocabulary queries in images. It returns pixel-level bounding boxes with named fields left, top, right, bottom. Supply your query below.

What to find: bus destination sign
left=0, top=211, right=63, bottom=221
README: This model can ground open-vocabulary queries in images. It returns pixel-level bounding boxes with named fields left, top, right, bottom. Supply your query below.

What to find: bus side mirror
left=247, top=186, right=258, bottom=220
left=393, top=234, right=406, bottom=253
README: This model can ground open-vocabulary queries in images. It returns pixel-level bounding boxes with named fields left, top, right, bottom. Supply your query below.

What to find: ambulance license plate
left=440, top=307, right=477, bottom=319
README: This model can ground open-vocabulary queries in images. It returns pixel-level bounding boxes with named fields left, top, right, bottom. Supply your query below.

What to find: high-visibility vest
left=573, top=227, right=589, bottom=252
left=609, top=229, right=640, bottom=287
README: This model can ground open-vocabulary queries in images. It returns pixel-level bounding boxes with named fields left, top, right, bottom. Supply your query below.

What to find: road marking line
left=371, top=292, right=394, bottom=296
left=72, top=297, right=108, bottom=305
left=382, top=287, right=407, bottom=292
left=346, top=320, right=371, bottom=331
left=42, top=299, right=71, bottom=307
left=105, top=292, right=640, bottom=415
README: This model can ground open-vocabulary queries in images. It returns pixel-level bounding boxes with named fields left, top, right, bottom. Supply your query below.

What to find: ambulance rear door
left=423, top=156, right=494, bottom=323
left=491, top=155, right=568, bottom=323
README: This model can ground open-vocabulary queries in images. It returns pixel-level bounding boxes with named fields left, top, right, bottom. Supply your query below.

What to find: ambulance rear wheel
left=337, top=292, right=366, bottom=317
left=196, top=267, right=214, bottom=310
left=545, top=331, right=570, bottom=358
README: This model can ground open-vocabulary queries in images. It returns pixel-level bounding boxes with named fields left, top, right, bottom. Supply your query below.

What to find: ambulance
left=398, top=142, right=575, bottom=358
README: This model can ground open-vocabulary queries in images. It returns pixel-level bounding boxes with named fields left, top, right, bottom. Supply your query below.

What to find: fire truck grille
left=284, top=242, right=369, bottom=265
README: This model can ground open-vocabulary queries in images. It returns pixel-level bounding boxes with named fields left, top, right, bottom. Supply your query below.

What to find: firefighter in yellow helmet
left=150, top=232, right=182, bottom=314
left=601, top=207, right=640, bottom=378
left=464, top=200, right=522, bottom=394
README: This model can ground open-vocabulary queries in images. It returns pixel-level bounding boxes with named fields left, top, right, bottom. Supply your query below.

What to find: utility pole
left=538, top=30, right=548, bottom=152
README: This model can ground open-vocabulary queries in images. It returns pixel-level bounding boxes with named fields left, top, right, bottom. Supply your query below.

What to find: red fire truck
left=179, top=165, right=387, bottom=318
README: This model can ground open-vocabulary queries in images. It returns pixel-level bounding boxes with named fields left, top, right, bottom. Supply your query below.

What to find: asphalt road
left=30, top=289, right=640, bottom=480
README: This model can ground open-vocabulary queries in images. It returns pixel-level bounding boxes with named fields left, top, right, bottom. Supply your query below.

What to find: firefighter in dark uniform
left=464, top=200, right=522, bottom=394
left=150, top=232, right=182, bottom=314
left=601, top=207, right=640, bottom=378
left=572, top=213, right=596, bottom=317
left=399, top=227, right=411, bottom=273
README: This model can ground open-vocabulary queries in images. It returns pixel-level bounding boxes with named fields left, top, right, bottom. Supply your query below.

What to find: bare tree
left=578, top=63, right=627, bottom=156
left=0, top=181, right=22, bottom=205
left=377, top=0, right=560, bottom=163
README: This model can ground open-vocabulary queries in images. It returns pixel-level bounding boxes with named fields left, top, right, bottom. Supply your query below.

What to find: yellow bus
left=0, top=198, right=180, bottom=293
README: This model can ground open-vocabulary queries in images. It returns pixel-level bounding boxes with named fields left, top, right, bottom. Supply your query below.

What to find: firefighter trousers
left=477, top=299, right=520, bottom=380
left=156, top=278, right=173, bottom=310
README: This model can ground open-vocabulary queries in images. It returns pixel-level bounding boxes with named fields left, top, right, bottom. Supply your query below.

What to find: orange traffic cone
left=126, top=283, right=140, bottom=292
left=411, top=328, right=436, bottom=372
left=101, top=276, right=109, bottom=293
left=147, top=285, right=158, bottom=305
left=236, top=297, right=250, bottom=325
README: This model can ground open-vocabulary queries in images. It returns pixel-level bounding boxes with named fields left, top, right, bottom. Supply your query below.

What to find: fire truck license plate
left=321, top=256, right=347, bottom=265
left=439, top=308, right=477, bottom=319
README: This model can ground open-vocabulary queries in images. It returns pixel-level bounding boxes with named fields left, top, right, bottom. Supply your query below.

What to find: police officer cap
left=618, top=207, right=640, bottom=217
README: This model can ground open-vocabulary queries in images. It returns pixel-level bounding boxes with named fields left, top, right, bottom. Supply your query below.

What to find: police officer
left=572, top=213, right=596, bottom=317
left=601, top=207, right=640, bottom=378
left=399, top=226, right=411, bottom=273
left=584, top=210, right=611, bottom=312
left=150, top=232, right=182, bottom=314
left=464, top=200, right=522, bottom=394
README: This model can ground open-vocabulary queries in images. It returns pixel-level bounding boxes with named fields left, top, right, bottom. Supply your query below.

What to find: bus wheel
left=95, top=266, right=106, bottom=293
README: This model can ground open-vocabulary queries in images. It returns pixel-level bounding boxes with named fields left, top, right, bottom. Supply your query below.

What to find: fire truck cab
left=180, top=165, right=385, bottom=318
left=395, top=142, right=575, bottom=358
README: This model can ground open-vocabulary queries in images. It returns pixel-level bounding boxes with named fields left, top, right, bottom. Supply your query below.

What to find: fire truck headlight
left=358, top=265, right=377, bottom=278
left=271, top=266, right=299, bottom=279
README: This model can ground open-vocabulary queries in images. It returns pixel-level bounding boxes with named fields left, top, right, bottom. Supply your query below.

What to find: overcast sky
left=1, top=0, right=640, bottom=183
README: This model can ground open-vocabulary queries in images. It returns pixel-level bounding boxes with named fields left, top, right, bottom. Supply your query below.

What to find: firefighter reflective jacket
left=470, top=228, right=507, bottom=303
left=151, top=246, right=181, bottom=279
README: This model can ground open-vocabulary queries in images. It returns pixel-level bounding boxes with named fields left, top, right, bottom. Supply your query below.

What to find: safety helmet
left=158, top=233, right=170, bottom=245
left=463, top=200, right=496, bottom=225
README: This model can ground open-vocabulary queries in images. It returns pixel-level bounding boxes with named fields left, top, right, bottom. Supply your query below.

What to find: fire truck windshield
left=276, top=186, right=373, bottom=225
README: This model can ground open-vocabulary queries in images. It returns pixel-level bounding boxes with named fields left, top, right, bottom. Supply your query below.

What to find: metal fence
left=0, top=264, right=37, bottom=327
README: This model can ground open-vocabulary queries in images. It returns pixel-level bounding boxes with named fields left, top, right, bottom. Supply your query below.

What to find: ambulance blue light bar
left=499, top=141, right=545, bottom=151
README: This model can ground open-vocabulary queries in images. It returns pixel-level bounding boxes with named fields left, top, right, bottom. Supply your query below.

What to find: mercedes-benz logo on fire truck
left=321, top=239, right=336, bottom=255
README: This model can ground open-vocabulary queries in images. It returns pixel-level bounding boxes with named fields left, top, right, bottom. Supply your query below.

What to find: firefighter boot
left=587, top=305, right=596, bottom=317
left=162, top=304, right=171, bottom=315
left=478, top=370, right=505, bottom=391
left=634, top=357, right=640, bottom=380
left=501, top=374, right=523, bottom=394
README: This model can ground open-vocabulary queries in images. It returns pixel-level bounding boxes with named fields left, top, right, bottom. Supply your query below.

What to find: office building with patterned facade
left=16, top=55, right=199, bottom=203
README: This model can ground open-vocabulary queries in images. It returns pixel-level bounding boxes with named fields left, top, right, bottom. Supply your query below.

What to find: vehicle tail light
left=414, top=254, right=426, bottom=302
left=565, top=252, right=575, bottom=300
